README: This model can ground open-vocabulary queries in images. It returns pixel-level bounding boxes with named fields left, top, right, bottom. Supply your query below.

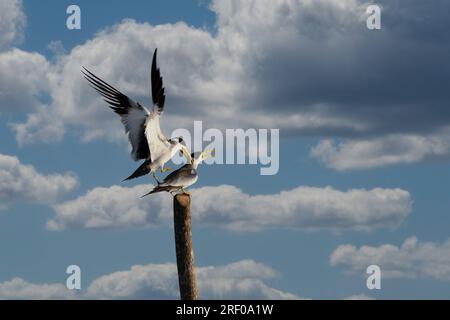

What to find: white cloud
left=0, top=2, right=53, bottom=142
left=0, top=0, right=25, bottom=50
left=48, top=183, right=411, bottom=232
left=0, top=260, right=300, bottom=300
left=311, top=128, right=450, bottom=170
left=330, top=237, right=450, bottom=281
left=0, top=264, right=373, bottom=300
left=0, top=278, right=76, bottom=300
left=0, top=49, right=50, bottom=114
left=0, top=153, right=78, bottom=209
left=191, top=185, right=411, bottom=231
left=197, top=260, right=300, bottom=300
left=47, top=184, right=167, bottom=230
left=86, top=259, right=300, bottom=299
left=86, top=263, right=178, bottom=299
left=12, top=106, right=65, bottom=146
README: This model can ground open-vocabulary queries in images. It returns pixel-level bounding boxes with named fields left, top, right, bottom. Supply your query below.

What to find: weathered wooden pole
left=173, top=193, right=199, bottom=300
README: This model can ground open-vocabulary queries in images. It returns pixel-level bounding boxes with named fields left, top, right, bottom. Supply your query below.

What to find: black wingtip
left=122, top=174, right=135, bottom=182
left=140, top=190, right=154, bottom=198
left=81, top=66, right=90, bottom=75
left=121, top=171, right=136, bottom=182
left=152, top=49, right=157, bottom=73
left=151, top=48, right=165, bottom=111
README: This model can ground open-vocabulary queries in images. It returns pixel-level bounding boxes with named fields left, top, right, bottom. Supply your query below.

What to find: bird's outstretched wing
left=145, top=48, right=171, bottom=159
left=82, top=67, right=151, bottom=161
left=151, top=48, right=165, bottom=114
left=144, top=112, right=171, bottom=160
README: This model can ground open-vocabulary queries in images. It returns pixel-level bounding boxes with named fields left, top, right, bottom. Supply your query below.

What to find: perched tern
left=141, top=149, right=214, bottom=197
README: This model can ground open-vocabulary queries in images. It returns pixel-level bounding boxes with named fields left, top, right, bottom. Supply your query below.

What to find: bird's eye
left=179, top=137, right=183, bottom=142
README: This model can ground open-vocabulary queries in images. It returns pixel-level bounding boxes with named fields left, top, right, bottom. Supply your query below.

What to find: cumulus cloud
left=209, top=0, right=450, bottom=136
left=6, top=0, right=449, bottom=152
left=0, top=49, right=50, bottom=114
left=0, top=0, right=58, bottom=145
left=0, top=263, right=374, bottom=300
left=311, top=128, right=450, bottom=170
left=47, top=184, right=167, bottom=230
left=0, top=2, right=54, bottom=144
left=0, top=0, right=26, bottom=50
left=48, top=183, right=411, bottom=232
left=86, top=263, right=178, bottom=299
left=86, top=259, right=300, bottom=299
left=330, top=237, right=450, bottom=281
left=0, top=278, right=76, bottom=300
left=11, top=106, right=65, bottom=146
left=0, top=260, right=299, bottom=300
left=0, top=153, right=78, bottom=209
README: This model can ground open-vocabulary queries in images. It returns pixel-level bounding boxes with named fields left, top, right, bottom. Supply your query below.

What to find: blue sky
left=0, top=0, right=450, bottom=299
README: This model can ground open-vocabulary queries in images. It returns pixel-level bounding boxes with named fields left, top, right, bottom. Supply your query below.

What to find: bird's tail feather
left=123, top=160, right=151, bottom=181
left=140, top=185, right=173, bottom=198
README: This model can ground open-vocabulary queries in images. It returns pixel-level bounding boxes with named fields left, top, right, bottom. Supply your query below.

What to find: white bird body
left=159, top=165, right=198, bottom=189
left=148, top=138, right=184, bottom=173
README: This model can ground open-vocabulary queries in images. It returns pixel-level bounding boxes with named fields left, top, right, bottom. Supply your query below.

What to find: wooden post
left=173, top=193, right=199, bottom=300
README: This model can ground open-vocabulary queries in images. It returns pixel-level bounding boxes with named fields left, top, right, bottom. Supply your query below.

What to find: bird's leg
left=181, top=188, right=191, bottom=196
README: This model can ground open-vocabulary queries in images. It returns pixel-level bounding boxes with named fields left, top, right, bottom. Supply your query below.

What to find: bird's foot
left=181, top=188, right=191, bottom=196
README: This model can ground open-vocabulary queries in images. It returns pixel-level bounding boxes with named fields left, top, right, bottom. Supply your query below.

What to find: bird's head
left=169, top=136, right=185, bottom=146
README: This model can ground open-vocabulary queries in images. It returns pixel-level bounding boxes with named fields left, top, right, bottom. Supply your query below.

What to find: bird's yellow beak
left=180, top=145, right=192, bottom=161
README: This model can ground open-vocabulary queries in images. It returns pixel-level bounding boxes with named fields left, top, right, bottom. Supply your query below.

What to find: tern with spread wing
left=82, top=49, right=190, bottom=182
left=141, top=149, right=214, bottom=197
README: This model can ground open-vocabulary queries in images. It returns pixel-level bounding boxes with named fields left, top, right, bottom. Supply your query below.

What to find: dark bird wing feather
left=81, top=67, right=151, bottom=161
left=151, top=48, right=165, bottom=115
